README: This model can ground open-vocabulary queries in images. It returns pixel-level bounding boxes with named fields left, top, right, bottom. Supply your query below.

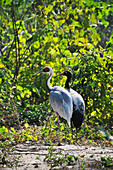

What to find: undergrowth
left=0, top=114, right=113, bottom=168
left=43, top=146, right=79, bottom=169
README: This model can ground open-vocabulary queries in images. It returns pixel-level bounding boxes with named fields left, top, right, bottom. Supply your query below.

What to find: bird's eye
left=43, top=67, right=49, bottom=72
left=64, top=70, right=68, bottom=74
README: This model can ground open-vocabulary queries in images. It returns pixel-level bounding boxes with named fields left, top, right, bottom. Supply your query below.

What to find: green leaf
left=21, top=92, right=25, bottom=98
left=0, top=127, right=5, bottom=133
left=24, top=123, right=29, bottom=128
left=91, top=111, right=96, bottom=117
left=0, top=63, right=5, bottom=68
left=67, top=155, right=73, bottom=161
left=53, top=20, right=59, bottom=28
left=0, top=78, right=2, bottom=84
left=49, top=49, right=56, bottom=56
left=10, top=127, right=15, bottom=132
left=17, top=85, right=23, bottom=91
left=32, top=87, right=40, bottom=96
left=5, top=0, right=12, bottom=5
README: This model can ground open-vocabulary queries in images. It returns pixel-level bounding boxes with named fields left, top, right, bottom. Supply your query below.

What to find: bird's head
left=33, top=66, right=52, bottom=75
left=57, top=70, right=72, bottom=78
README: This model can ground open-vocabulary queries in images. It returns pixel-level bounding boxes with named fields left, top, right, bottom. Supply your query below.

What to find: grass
left=0, top=114, right=113, bottom=168
left=43, top=146, right=79, bottom=169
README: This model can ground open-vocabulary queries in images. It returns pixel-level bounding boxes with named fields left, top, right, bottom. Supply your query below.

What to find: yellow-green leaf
left=0, top=63, right=5, bottom=68
left=91, top=111, right=96, bottom=117
left=24, top=123, right=29, bottom=128
left=17, top=95, right=21, bottom=100
left=0, top=78, right=2, bottom=84
left=21, top=92, right=25, bottom=98
left=11, top=127, right=15, bottom=132
left=17, top=85, right=23, bottom=91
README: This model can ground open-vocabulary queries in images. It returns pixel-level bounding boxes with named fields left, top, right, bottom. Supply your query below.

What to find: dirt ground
left=1, top=141, right=113, bottom=170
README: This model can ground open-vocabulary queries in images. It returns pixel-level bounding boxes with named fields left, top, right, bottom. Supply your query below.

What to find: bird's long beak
left=33, top=70, right=43, bottom=76
left=56, top=73, right=64, bottom=77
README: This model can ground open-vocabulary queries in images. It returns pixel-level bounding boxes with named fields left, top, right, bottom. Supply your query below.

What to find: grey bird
left=33, top=66, right=73, bottom=145
left=57, top=70, right=85, bottom=139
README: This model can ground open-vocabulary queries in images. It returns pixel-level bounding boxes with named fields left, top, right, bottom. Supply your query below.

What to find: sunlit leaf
left=53, top=20, right=59, bottom=27
left=0, top=63, right=5, bottom=68
left=10, top=127, right=15, bottom=132
left=24, top=123, right=29, bottom=128
left=0, top=78, right=2, bottom=84
left=91, top=111, right=96, bottom=117
left=21, top=92, right=25, bottom=98
left=17, top=85, right=23, bottom=91
left=49, top=49, right=56, bottom=56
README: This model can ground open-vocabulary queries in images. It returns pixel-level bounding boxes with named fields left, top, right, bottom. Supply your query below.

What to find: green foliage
left=101, top=156, right=113, bottom=168
left=44, top=146, right=78, bottom=168
left=0, top=121, right=113, bottom=167
left=0, top=0, right=113, bottom=134
left=72, top=51, right=113, bottom=128
left=0, top=126, right=19, bottom=167
left=0, top=123, right=39, bottom=166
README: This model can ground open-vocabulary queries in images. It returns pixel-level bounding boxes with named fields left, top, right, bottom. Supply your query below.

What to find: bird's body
left=58, top=71, right=85, bottom=133
left=69, top=88, right=85, bottom=129
left=49, top=86, right=72, bottom=126
left=33, top=66, right=73, bottom=144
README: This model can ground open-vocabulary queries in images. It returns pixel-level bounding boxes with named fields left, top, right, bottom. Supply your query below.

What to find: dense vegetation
left=0, top=0, right=113, bottom=167
left=1, top=0, right=113, bottom=128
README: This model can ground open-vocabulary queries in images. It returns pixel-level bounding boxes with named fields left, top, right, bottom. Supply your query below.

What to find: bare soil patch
left=1, top=141, right=113, bottom=170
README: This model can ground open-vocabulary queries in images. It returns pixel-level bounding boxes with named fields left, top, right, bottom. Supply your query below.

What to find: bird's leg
left=71, top=127, right=78, bottom=144
left=71, top=122, right=75, bottom=144
left=75, top=128, right=79, bottom=143
left=71, top=128, right=74, bottom=141
left=57, top=113, right=61, bottom=146
left=76, top=128, right=78, bottom=139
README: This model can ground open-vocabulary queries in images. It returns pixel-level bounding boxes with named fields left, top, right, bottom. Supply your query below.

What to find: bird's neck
left=65, top=76, right=71, bottom=89
left=46, top=71, right=53, bottom=92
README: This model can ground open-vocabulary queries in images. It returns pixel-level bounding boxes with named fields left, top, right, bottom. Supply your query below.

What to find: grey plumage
left=33, top=67, right=73, bottom=141
left=58, top=70, right=85, bottom=131
left=69, top=88, right=85, bottom=129
left=49, top=86, right=72, bottom=126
